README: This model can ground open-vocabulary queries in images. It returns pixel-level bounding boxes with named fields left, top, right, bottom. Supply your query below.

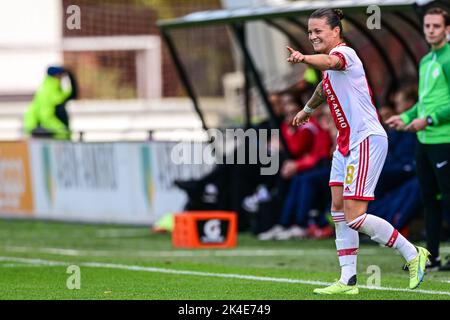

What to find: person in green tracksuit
left=24, top=66, right=74, bottom=140
left=387, top=7, right=450, bottom=271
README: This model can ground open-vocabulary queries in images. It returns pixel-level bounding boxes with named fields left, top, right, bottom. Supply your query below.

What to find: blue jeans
left=368, top=177, right=422, bottom=230
left=280, top=167, right=331, bottom=227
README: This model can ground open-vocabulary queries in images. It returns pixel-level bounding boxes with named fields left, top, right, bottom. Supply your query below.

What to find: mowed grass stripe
left=1, top=256, right=449, bottom=297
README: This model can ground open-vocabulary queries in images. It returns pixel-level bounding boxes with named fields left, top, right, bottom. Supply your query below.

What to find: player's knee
left=331, top=202, right=344, bottom=212
left=344, top=213, right=358, bottom=224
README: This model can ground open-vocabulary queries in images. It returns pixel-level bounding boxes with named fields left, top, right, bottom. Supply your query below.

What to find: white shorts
left=329, top=135, right=387, bottom=200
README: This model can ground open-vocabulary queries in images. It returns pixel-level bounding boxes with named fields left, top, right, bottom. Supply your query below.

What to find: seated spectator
left=367, top=85, right=421, bottom=236
left=243, top=93, right=319, bottom=233
left=369, top=85, right=418, bottom=206
left=257, top=105, right=334, bottom=240
left=368, top=178, right=422, bottom=234
left=375, top=87, right=418, bottom=197
left=24, top=66, right=77, bottom=140
left=175, top=90, right=314, bottom=232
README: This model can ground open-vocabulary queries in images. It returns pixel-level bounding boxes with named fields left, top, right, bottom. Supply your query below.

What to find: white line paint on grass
left=0, top=256, right=67, bottom=266
left=0, top=264, right=44, bottom=268
left=3, top=246, right=382, bottom=258
left=1, top=256, right=449, bottom=297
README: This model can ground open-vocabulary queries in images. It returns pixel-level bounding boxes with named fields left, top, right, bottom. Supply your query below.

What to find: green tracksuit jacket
left=400, top=42, right=450, bottom=144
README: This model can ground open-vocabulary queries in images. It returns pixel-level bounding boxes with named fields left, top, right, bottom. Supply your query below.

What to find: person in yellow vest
left=24, top=66, right=75, bottom=140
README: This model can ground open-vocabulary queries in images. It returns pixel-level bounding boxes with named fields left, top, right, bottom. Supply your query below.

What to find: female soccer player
left=288, top=8, right=430, bottom=294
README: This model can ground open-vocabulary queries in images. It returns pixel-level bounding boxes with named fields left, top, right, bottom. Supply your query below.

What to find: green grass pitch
left=0, top=219, right=449, bottom=300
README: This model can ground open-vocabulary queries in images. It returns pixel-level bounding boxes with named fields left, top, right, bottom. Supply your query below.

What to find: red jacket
left=281, top=121, right=314, bottom=158
left=281, top=118, right=332, bottom=173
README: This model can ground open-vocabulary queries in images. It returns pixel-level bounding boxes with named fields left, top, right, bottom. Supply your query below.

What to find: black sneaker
left=439, top=256, right=450, bottom=271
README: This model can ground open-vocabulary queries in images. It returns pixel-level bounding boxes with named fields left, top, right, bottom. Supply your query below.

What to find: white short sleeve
left=329, top=46, right=356, bottom=71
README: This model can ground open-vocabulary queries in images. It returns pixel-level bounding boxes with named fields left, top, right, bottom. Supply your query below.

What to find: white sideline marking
left=0, top=264, right=43, bottom=268
left=4, top=245, right=450, bottom=258
left=4, top=246, right=87, bottom=256
left=3, top=246, right=380, bottom=258
left=0, top=256, right=450, bottom=297
left=0, top=257, right=67, bottom=266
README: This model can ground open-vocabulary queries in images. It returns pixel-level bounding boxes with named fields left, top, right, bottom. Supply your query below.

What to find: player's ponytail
left=310, top=8, right=344, bottom=38
left=333, top=9, right=344, bottom=21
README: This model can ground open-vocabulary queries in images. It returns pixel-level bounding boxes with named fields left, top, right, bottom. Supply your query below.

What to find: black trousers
left=415, top=142, right=450, bottom=259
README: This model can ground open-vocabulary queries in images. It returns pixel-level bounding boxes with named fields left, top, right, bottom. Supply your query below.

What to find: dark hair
left=310, top=8, right=344, bottom=38
left=425, top=7, right=450, bottom=26
left=399, top=85, right=418, bottom=103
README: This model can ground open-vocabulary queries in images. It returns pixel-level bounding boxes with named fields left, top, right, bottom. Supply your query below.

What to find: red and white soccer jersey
left=325, top=43, right=388, bottom=200
left=323, top=43, right=386, bottom=156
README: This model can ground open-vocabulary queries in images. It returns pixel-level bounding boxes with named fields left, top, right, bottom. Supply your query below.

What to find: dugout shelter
left=157, top=0, right=449, bottom=144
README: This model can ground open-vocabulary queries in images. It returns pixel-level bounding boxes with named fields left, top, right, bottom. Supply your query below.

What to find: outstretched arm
left=287, top=46, right=344, bottom=71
